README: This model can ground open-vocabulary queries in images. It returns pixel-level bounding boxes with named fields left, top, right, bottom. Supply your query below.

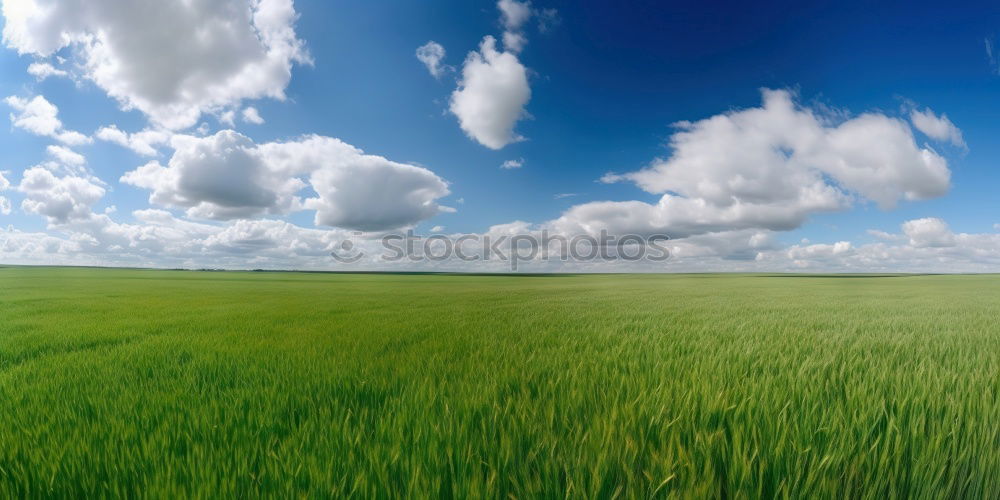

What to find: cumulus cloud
left=909, top=108, right=965, bottom=148
left=0, top=171, right=9, bottom=191
left=786, top=241, right=853, bottom=264
left=121, top=130, right=451, bottom=231
left=46, top=145, right=86, bottom=167
left=299, top=142, right=453, bottom=231
left=26, top=62, right=68, bottom=81
left=5, top=95, right=90, bottom=145
left=95, top=125, right=171, bottom=157
left=416, top=41, right=448, bottom=78
left=501, top=158, right=524, bottom=169
left=902, top=217, right=956, bottom=248
left=242, top=107, right=265, bottom=125
left=450, top=36, right=530, bottom=150
left=568, top=89, right=952, bottom=239
left=2, top=0, right=310, bottom=130
left=18, top=166, right=105, bottom=224
left=121, top=131, right=306, bottom=220
left=498, top=0, right=533, bottom=32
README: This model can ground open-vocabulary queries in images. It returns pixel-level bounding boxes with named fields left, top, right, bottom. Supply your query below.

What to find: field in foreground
left=1, top=267, right=999, bottom=498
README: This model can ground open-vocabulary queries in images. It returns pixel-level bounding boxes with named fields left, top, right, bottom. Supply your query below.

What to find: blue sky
left=1, top=0, right=999, bottom=271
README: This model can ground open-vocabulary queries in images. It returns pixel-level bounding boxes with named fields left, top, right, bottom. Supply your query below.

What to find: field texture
left=1, top=267, right=999, bottom=498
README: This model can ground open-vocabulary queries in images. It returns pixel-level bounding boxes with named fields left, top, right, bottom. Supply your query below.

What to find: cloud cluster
left=0, top=202, right=374, bottom=271
left=562, top=89, right=951, bottom=239
left=2, top=0, right=310, bottom=130
left=6, top=209, right=997, bottom=273
left=442, top=1, right=551, bottom=150
left=767, top=221, right=1000, bottom=273
left=0, top=171, right=10, bottom=215
left=5, top=95, right=90, bottom=145
left=121, top=131, right=451, bottom=231
left=497, top=0, right=532, bottom=53
left=95, top=125, right=171, bottom=157
left=18, top=166, right=105, bottom=224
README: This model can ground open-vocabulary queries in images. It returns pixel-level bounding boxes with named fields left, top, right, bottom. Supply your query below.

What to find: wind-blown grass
left=1, top=267, right=998, bottom=497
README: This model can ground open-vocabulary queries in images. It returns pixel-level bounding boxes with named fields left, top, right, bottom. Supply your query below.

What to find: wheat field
left=1, top=267, right=998, bottom=497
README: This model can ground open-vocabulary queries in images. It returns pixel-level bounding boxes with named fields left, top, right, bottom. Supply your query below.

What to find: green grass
left=1, top=267, right=999, bottom=498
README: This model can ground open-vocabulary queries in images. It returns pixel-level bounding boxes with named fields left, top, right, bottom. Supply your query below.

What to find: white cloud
left=0, top=227, right=81, bottom=261
left=219, top=110, right=237, bottom=127
left=0, top=172, right=11, bottom=216
left=18, top=166, right=105, bottom=224
left=5, top=95, right=90, bottom=145
left=26, top=62, right=67, bottom=80
left=571, top=89, right=951, bottom=239
left=786, top=241, right=853, bottom=262
left=121, top=130, right=451, bottom=231
left=294, top=138, right=453, bottom=231
left=867, top=229, right=901, bottom=241
left=498, top=0, right=532, bottom=53
left=5, top=206, right=1000, bottom=273
left=909, top=108, right=965, bottom=148
left=450, top=36, right=530, bottom=150
left=95, top=125, right=170, bottom=157
left=751, top=218, right=1000, bottom=272
left=502, top=31, right=527, bottom=54
left=498, top=0, right=533, bottom=31
left=416, top=41, right=448, bottom=78
left=501, top=158, right=523, bottom=169
left=242, top=106, right=265, bottom=125
left=430, top=225, right=445, bottom=233
left=2, top=0, right=310, bottom=130
left=121, top=131, right=305, bottom=220
left=902, top=217, right=956, bottom=248
left=46, top=145, right=86, bottom=167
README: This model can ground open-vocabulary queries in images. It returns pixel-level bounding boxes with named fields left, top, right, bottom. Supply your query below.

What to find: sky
left=1, top=0, right=999, bottom=272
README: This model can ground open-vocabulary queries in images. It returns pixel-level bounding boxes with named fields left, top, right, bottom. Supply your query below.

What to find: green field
left=1, top=267, right=998, bottom=498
